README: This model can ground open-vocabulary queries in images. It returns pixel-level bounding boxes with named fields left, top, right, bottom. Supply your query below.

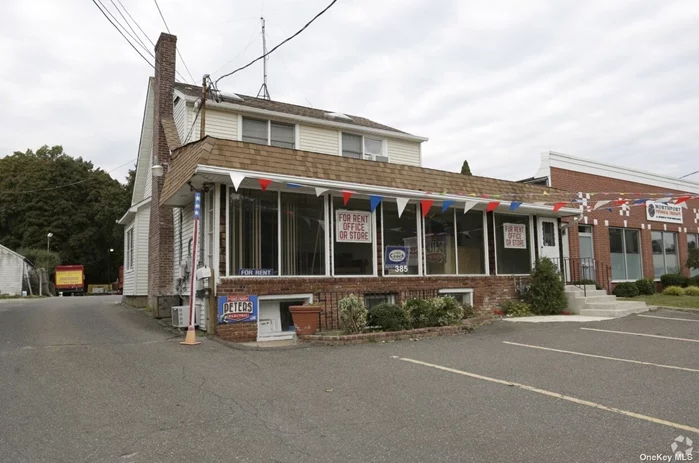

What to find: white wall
left=135, top=204, right=150, bottom=295
left=205, top=108, right=239, bottom=139
left=387, top=138, right=421, bottom=166
left=299, top=125, right=339, bottom=155
left=174, top=96, right=188, bottom=142
left=173, top=202, right=195, bottom=296
left=0, top=248, right=25, bottom=295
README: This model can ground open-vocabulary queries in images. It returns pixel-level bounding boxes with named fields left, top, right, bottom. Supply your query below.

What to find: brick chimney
left=148, top=32, right=178, bottom=317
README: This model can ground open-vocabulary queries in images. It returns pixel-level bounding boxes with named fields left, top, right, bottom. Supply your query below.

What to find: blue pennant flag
left=369, top=195, right=383, bottom=212
left=441, top=200, right=455, bottom=213
left=633, top=198, right=648, bottom=205
left=286, top=183, right=302, bottom=188
left=509, top=201, right=522, bottom=211
left=607, top=208, right=613, bottom=213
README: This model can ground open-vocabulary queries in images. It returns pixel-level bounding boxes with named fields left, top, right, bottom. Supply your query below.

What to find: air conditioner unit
left=375, top=155, right=389, bottom=163
left=172, top=305, right=200, bottom=328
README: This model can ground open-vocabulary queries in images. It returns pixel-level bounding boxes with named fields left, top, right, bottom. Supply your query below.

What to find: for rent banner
left=335, top=210, right=372, bottom=243
left=503, top=223, right=527, bottom=249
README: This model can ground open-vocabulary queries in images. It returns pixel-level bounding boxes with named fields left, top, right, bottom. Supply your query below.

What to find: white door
left=537, top=218, right=560, bottom=263
left=579, top=229, right=595, bottom=281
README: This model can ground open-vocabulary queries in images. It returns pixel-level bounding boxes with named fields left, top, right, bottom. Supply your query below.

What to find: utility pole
left=200, top=74, right=208, bottom=140
left=256, top=17, right=271, bottom=100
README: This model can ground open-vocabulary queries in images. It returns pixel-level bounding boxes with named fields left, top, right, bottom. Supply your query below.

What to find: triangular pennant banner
left=486, top=201, right=500, bottom=212
left=679, top=202, right=688, bottom=209
left=658, top=197, right=672, bottom=203
left=533, top=202, right=547, bottom=207
left=302, top=217, right=311, bottom=228
left=632, top=198, right=648, bottom=205
left=612, top=200, right=626, bottom=207
left=315, top=187, right=328, bottom=197
left=342, top=190, right=354, bottom=205
left=463, top=200, right=477, bottom=214
left=420, top=199, right=434, bottom=217
left=607, top=208, right=613, bottom=213
left=286, top=183, right=302, bottom=188
left=258, top=178, right=272, bottom=191
left=396, top=197, right=409, bottom=218
left=553, top=202, right=566, bottom=212
left=441, top=200, right=455, bottom=213
left=593, top=200, right=610, bottom=210
left=369, top=195, right=383, bottom=212
left=229, top=172, right=245, bottom=191
left=676, top=196, right=691, bottom=205
left=509, top=201, right=522, bottom=211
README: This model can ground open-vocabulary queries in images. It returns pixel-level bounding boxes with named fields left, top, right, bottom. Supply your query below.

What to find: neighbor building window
left=381, top=202, right=420, bottom=275
left=689, top=234, right=699, bottom=277
left=438, top=289, right=474, bottom=307
left=494, top=213, right=532, bottom=274
left=341, top=133, right=387, bottom=161
left=125, top=228, right=134, bottom=270
left=651, top=231, right=679, bottom=277
left=242, top=117, right=295, bottom=149
left=332, top=196, right=375, bottom=276
left=229, top=189, right=279, bottom=275
left=281, top=192, right=326, bottom=275
left=609, top=228, right=642, bottom=281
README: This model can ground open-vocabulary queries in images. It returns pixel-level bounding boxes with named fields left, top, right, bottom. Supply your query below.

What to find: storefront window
left=456, top=211, right=486, bottom=274
left=333, top=197, right=374, bottom=275
left=229, top=189, right=279, bottom=275
left=382, top=202, right=419, bottom=275
left=423, top=206, right=456, bottom=274
left=689, top=234, right=699, bottom=277
left=609, top=228, right=642, bottom=280
left=652, top=231, right=679, bottom=277
left=494, top=213, right=531, bottom=274
left=281, top=193, right=326, bottom=275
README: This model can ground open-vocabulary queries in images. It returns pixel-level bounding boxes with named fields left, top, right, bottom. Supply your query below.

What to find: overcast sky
left=1, top=0, right=698, bottom=185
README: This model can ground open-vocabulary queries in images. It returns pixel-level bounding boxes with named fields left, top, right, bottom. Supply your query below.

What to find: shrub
left=635, top=278, right=655, bottom=295
left=500, top=300, right=532, bottom=317
left=428, top=296, right=464, bottom=326
left=526, top=257, right=567, bottom=315
left=404, top=298, right=433, bottom=329
left=367, top=303, right=410, bottom=331
left=683, top=286, right=699, bottom=296
left=663, top=286, right=684, bottom=296
left=462, top=304, right=478, bottom=319
left=338, top=295, right=367, bottom=334
left=660, top=273, right=689, bottom=288
left=687, top=248, right=699, bottom=273
left=613, top=282, right=639, bottom=298
left=688, top=275, right=699, bottom=287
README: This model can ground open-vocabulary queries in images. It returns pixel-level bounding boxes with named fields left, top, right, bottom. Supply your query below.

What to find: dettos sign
left=336, top=210, right=372, bottom=243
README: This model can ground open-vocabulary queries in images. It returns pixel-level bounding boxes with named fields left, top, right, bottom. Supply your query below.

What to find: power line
left=91, top=0, right=155, bottom=70
left=679, top=170, right=699, bottom=179
left=153, top=0, right=197, bottom=84
left=98, top=0, right=153, bottom=59
left=184, top=106, right=202, bottom=144
left=266, top=29, right=314, bottom=106
left=110, top=0, right=150, bottom=52
left=117, top=0, right=155, bottom=48
left=211, top=27, right=260, bottom=76
left=215, top=0, right=338, bottom=85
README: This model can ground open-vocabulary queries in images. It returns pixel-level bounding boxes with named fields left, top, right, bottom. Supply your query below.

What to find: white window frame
left=330, top=195, right=378, bottom=278
left=204, top=188, right=216, bottom=271
left=609, top=227, right=643, bottom=282
left=492, top=212, right=535, bottom=276
left=125, top=227, right=134, bottom=271
left=364, top=293, right=396, bottom=309
left=380, top=201, right=423, bottom=277
left=340, top=132, right=388, bottom=162
left=241, top=117, right=296, bottom=149
left=438, top=288, right=474, bottom=307
left=651, top=230, right=679, bottom=279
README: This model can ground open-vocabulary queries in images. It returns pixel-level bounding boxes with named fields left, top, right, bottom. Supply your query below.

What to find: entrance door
left=578, top=226, right=595, bottom=281
left=537, top=217, right=560, bottom=264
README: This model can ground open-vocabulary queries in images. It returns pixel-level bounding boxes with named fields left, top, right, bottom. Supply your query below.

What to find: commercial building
left=0, top=244, right=32, bottom=296
left=524, top=151, right=699, bottom=288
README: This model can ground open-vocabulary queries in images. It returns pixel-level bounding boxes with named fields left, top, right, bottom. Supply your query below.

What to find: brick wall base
left=147, top=295, right=180, bottom=319
left=216, top=322, right=257, bottom=342
left=122, top=295, right=148, bottom=308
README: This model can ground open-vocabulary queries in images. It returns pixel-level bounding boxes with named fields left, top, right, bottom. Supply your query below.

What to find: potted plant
left=289, top=304, right=323, bottom=335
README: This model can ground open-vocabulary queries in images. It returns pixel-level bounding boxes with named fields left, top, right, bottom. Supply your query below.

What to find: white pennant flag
left=657, top=197, right=672, bottom=203
left=679, top=202, right=688, bottom=209
left=395, top=197, right=409, bottom=218
left=593, top=200, right=611, bottom=210
left=463, top=200, right=477, bottom=214
left=533, top=202, right=547, bottom=207
left=315, top=187, right=328, bottom=197
left=317, top=219, right=326, bottom=231
left=229, top=172, right=245, bottom=191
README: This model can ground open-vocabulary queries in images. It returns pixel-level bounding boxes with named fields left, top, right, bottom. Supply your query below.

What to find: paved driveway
left=1, top=297, right=697, bottom=462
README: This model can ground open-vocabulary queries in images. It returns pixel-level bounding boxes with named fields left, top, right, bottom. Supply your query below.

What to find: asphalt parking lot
left=1, top=298, right=697, bottom=462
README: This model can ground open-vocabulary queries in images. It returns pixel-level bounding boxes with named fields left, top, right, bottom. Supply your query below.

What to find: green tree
left=460, top=160, right=472, bottom=176
left=0, top=145, right=132, bottom=284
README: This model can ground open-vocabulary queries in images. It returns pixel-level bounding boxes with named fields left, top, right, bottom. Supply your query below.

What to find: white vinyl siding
left=132, top=82, right=155, bottom=204
left=387, top=138, right=421, bottom=166
left=205, top=108, right=239, bottom=140
left=0, top=246, right=26, bottom=296
left=299, top=125, right=339, bottom=155
left=135, top=204, right=150, bottom=295
left=174, top=96, right=188, bottom=142
left=144, top=160, right=152, bottom=199
left=176, top=203, right=195, bottom=296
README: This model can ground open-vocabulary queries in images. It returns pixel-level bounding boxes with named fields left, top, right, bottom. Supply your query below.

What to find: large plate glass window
left=494, top=214, right=531, bottom=274
left=281, top=192, right=326, bottom=275
left=229, top=189, right=279, bottom=275
left=609, top=228, right=642, bottom=280
left=651, top=231, right=679, bottom=277
left=423, top=205, right=457, bottom=274
left=382, top=202, right=419, bottom=275
left=333, top=197, right=374, bottom=275
left=456, top=211, right=486, bottom=274
left=689, top=233, right=699, bottom=277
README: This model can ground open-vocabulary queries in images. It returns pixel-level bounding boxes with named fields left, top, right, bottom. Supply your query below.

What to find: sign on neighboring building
left=646, top=201, right=683, bottom=224
left=336, top=210, right=372, bottom=243
left=384, top=246, right=409, bottom=269
left=504, top=223, right=527, bottom=249
left=218, top=294, right=258, bottom=323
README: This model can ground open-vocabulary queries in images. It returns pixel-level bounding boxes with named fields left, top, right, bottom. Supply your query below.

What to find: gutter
left=117, top=197, right=152, bottom=225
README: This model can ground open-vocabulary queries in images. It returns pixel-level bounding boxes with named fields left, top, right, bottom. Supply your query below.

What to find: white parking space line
left=638, top=315, right=699, bottom=323
left=580, top=327, right=699, bottom=343
left=502, top=341, right=699, bottom=373
left=397, top=357, right=699, bottom=435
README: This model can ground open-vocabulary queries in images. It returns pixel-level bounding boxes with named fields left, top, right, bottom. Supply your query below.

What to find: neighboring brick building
left=523, top=151, right=699, bottom=289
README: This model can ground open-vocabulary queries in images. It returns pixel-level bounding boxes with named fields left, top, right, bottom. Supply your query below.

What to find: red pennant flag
left=612, top=199, right=626, bottom=207
left=258, top=178, right=272, bottom=191
left=676, top=196, right=690, bottom=204
left=553, top=202, right=566, bottom=212
left=420, top=199, right=434, bottom=217
left=486, top=201, right=500, bottom=212
left=342, top=190, right=353, bottom=205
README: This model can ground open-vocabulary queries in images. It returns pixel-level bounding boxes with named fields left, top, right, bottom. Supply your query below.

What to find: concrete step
left=565, top=285, right=597, bottom=293
left=580, top=301, right=648, bottom=318
left=567, top=289, right=610, bottom=298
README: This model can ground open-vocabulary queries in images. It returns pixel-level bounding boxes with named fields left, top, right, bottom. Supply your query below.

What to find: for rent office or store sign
left=646, top=201, right=683, bottom=224
left=336, top=210, right=372, bottom=243
left=504, top=223, right=527, bottom=249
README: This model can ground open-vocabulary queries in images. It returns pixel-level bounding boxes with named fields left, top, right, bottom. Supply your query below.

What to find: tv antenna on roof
left=256, top=16, right=271, bottom=100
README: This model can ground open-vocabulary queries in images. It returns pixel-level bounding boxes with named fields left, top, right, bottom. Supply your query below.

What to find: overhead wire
left=110, top=0, right=150, bottom=52
left=117, top=0, right=155, bottom=47
left=266, top=28, right=314, bottom=106
left=97, top=0, right=153, bottom=58
left=153, top=0, right=197, bottom=84
left=215, top=0, right=338, bottom=84
left=211, top=27, right=260, bottom=76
